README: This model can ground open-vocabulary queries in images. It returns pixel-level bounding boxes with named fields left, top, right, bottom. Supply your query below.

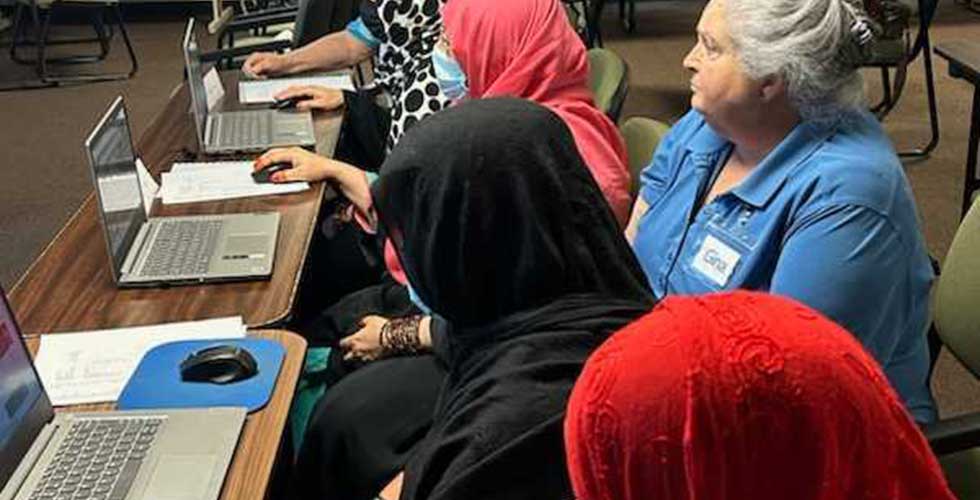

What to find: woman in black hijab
left=370, top=97, right=655, bottom=500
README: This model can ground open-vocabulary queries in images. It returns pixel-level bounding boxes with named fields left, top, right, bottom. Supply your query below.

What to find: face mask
left=407, top=283, right=433, bottom=316
left=432, top=45, right=469, bottom=101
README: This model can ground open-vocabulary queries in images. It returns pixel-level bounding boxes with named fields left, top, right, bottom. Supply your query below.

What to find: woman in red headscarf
left=436, top=0, right=632, bottom=225
left=565, top=291, right=955, bottom=500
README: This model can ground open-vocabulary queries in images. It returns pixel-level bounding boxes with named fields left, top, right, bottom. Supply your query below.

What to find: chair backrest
left=587, top=48, right=628, bottom=123
left=292, top=0, right=359, bottom=48
left=934, top=198, right=980, bottom=378
left=618, top=117, right=670, bottom=199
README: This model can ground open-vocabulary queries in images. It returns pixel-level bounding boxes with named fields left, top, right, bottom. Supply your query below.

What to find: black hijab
left=372, top=98, right=655, bottom=500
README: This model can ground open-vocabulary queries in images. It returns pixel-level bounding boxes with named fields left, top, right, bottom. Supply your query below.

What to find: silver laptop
left=183, top=18, right=316, bottom=154
left=85, top=96, right=281, bottom=287
left=0, top=287, right=247, bottom=500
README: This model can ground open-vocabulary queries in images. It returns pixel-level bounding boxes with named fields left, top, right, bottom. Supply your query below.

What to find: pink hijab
left=442, top=0, right=632, bottom=225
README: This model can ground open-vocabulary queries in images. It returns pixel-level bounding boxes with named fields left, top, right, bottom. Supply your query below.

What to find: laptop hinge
left=0, top=423, right=57, bottom=500
left=121, top=222, right=153, bottom=278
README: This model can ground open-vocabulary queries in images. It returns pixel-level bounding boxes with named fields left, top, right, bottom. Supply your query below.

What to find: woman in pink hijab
left=437, top=0, right=632, bottom=225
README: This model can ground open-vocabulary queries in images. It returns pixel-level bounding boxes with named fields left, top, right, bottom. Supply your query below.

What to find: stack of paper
left=34, top=317, right=247, bottom=406
left=239, top=73, right=356, bottom=104
left=158, top=161, right=308, bottom=205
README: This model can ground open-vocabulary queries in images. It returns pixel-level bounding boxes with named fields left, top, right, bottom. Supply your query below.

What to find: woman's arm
left=243, top=30, right=374, bottom=77
left=253, top=148, right=375, bottom=216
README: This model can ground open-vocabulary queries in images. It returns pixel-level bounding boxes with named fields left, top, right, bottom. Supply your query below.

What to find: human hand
left=274, top=85, right=345, bottom=112
left=243, top=52, right=288, bottom=78
left=340, top=315, right=389, bottom=363
left=253, top=147, right=336, bottom=183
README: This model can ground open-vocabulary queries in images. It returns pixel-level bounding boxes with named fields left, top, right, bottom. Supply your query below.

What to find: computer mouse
left=251, top=162, right=293, bottom=183
left=271, top=96, right=308, bottom=110
left=180, top=344, right=259, bottom=384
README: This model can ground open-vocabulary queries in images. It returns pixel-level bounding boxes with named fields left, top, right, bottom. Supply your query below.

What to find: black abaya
left=371, top=98, right=656, bottom=500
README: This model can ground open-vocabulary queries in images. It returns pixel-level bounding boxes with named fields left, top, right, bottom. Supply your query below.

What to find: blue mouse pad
left=118, top=338, right=284, bottom=413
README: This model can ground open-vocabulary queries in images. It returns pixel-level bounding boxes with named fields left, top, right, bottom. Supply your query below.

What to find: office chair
left=207, top=0, right=298, bottom=38
left=205, top=0, right=358, bottom=69
left=618, top=116, right=670, bottom=199
left=864, top=0, right=940, bottom=158
left=6, top=0, right=137, bottom=88
left=587, top=48, right=629, bottom=123
left=923, top=198, right=980, bottom=499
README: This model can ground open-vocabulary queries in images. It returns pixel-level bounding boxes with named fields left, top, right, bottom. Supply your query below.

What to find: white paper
left=34, top=317, right=246, bottom=406
left=135, top=158, right=159, bottom=216
left=203, top=67, right=226, bottom=111
left=97, top=173, right=142, bottom=213
left=238, top=73, right=355, bottom=104
left=159, top=161, right=309, bottom=205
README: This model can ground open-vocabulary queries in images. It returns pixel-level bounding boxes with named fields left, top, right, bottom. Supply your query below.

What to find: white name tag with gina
left=691, top=234, right=741, bottom=287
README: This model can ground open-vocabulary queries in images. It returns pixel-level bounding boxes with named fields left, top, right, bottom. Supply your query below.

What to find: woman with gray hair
left=627, top=0, right=936, bottom=423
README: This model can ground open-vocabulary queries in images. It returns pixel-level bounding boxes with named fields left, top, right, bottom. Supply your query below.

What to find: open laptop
left=0, top=287, right=247, bottom=500
left=182, top=18, right=316, bottom=154
left=85, top=96, right=281, bottom=287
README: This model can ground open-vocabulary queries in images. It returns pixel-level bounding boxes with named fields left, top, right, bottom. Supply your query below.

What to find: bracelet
left=379, top=315, right=424, bottom=356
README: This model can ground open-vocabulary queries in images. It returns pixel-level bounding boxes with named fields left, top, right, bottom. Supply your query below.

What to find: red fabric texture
left=442, top=0, right=632, bottom=226
left=564, top=291, right=954, bottom=500
left=384, top=238, right=407, bottom=285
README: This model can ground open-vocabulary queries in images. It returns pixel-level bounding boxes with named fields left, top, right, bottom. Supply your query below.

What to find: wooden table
left=935, top=41, right=980, bottom=218
left=24, top=329, right=306, bottom=500
left=9, top=72, right=341, bottom=331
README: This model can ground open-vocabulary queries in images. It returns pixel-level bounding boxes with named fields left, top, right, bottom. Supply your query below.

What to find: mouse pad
left=118, top=338, right=285, bottom=413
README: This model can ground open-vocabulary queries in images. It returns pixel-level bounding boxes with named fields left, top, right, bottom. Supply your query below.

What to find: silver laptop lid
left=182, top=18, right=209, bottom=147
left=0, top=287, right=54, bottom=492
left=84, top=97, right=148, bottom=283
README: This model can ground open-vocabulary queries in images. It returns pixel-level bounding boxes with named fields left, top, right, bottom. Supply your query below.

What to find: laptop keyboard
left=217, top=112, right=271, bottom=147
left=138, top=219, right=224, bottom=278
left=29, top=416, right=165, bottom=500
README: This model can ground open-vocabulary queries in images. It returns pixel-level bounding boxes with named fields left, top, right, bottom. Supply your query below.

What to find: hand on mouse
left=273, top=85, right=344, bottom=112
left=253, top=147, right=337, bottom=183
left=340, top=315, right=388, bottom=363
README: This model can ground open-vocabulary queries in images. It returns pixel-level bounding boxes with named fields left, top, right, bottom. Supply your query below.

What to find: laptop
left=0, top=287, right=247, bottom=500
left=182, top=18, right=316, bottom=154
left=85, top=96, right=281, bottom=287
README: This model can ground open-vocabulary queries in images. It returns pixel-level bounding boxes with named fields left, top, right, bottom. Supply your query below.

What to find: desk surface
left=10, top=72, right=341, bottom=333
left=24, top=329, right=306, bottom=500
left=936, top=41, right=980, bottom=82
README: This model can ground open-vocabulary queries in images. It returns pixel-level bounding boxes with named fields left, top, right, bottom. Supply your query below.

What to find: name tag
left=691, top=234, right=741, bottom=287
left=203, top=67, right=225, bottom=111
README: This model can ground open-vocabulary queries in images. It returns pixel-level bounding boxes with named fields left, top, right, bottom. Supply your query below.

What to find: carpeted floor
left=0, top=1, right=978, bottom=417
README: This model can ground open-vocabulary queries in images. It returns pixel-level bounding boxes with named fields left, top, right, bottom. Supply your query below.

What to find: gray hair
left=723, top=0, right=872, bottom=126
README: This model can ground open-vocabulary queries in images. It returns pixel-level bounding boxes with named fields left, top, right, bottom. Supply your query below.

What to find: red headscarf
left=565, top=291, right=954, bottom=500
left=442, top=0, right=632, bottom=226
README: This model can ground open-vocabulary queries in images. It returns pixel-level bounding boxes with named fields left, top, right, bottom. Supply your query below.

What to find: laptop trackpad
left=143, top=454, right=217, bottom=500
left=223, top=235, right=268, bottom=257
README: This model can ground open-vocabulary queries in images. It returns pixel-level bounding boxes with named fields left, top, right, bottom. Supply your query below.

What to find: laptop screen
left=0, top=288, right=53, bottom=492
left=183, top=18, right=209, bottom=146
left=85, top=97, right=147, bottom=282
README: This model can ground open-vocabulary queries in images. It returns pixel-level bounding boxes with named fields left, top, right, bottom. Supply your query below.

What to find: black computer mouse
left=251, top=162, right=293, bottom=183
left=271, top=96, right=309, bottom=110
left=179, top=344, right=259, bottom=384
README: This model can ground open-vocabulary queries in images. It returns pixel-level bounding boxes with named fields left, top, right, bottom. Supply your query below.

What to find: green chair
left=924, top=198, right=980, bottom=498
left=587, top=48, right=628, bottom=123
left=619, top=116, right=670, bottom=199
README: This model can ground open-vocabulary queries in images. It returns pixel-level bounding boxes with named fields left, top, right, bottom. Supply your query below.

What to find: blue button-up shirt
left=633, top=110, right=936, bottom=422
